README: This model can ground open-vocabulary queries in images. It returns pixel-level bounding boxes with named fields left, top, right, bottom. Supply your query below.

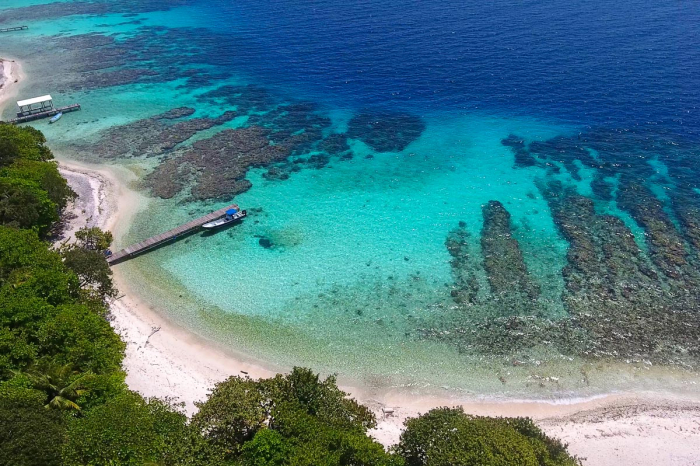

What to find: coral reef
left=347, top=111, right=425, bottom=152
left=145, top=126, right=289, bottom=200
left=481, top=201, right=540, bottom=312
left=77, top=108, right=236, bottom=159
left=198, top=85, right=279, bottom=113
left=672, top=192, right=700, bottom=255
left=0, top=0, right=190, bottom=25
left=528, top=136, right=597, bottom=181
left=445, top=224, right=479, bottom=305
left=501, top=134, right=537, bottom=168
left=427, top=124, right=700, bottom=366
left=318, top=133, right=351, bottom=157
left=616, top=178, right=688, bottom=278
left=427, top=180, right=700, bottom=364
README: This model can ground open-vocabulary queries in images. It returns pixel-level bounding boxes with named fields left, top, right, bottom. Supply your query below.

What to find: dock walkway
left=0, top=26, right=28, bottom=33
left=9, top=104, right=81, bottom=124
left=106, top=204, right=241, bottom=265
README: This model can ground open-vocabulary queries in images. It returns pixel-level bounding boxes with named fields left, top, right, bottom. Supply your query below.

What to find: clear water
left=2, top=0, right=700, bottom=397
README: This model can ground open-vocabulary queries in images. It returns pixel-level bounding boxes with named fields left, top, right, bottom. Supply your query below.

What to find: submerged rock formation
left=445, top=202, right=541, bottom=317
left=80, top=108, right=237, bottom=159
left=429, top=180, right=700, bottom=364
left=198, top=84, right=279, bottom=113
left=145, top=126, right=289, bottom=200
left=347, top=111, right=425, bottom=152
left=501, top=134, right=537, bottom=168
left=672, top=192, right=700, bottom=256
left=616, top=178, right=688, bottom=279
left=445, top=223, right=479, bottom=305
left=541, top=181, right=700, bottom=362
left=75, top=83, right=353, bottom=201
left=481, top=201, right=540, bottom=313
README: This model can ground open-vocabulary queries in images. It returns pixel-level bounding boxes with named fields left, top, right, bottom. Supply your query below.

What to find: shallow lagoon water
left=2, top=0, right=700, bottom=396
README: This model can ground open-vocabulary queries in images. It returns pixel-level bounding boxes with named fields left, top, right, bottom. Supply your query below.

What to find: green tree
left=0, top=124, right=52, bottom=166
left=193, top=375, right=271, bottom=453
left=63, top=391, right=165, bottom=465
left=193, top=367, right=376, bottom=452
left=0, top=125, right=73, bottom=235
left=0, top=227, right=124, bottom=378
left=272, top=367, right=375, bottom=432
left=62, top=247, right=117, bottom=301
left=265, top=401, right=399, bottom=466
left=22, top=361, right=88, bottom=411
left=395, top=407, right=581, bottom=466
left=0, top=177, right=59, bottom=234
left=74, top=226, right=113, bottom=251
left=63, top=392, right=225, bottom=466
left=0, top=226, right=69, bottom=285
left=34, top=302, right=125, bottom=374
left=0, top=384, right=66, bottom=466
left=194, top=368, right=384, bottom=462
left=0, top=159, right=74, bottom=209
left=74, top=371, right=127, bottom=412
left=240, top=429, right=289, bottom=466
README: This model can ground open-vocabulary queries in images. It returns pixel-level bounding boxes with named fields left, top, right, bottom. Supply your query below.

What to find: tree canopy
left=193, top=367, right=398, bottom=465
left=395, top=407, right=580, bottom=466
left=0, top=124, right=74, bottom=235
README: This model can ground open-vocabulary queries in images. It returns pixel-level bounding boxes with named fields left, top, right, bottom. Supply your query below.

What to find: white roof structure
left=17, top=95, right=52, bottom=107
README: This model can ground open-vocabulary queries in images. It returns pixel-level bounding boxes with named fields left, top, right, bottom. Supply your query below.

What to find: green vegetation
left=0, top=124, right=74, bottom=235
left=0, top=125, right=580, bottom=465
left=396, top=407, right=580, bottom=466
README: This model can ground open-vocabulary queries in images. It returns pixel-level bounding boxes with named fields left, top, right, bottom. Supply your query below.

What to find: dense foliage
left=0, top=127, right=580, bottom=465
left=396, top=407, right=580, bottom=466
left=0, top=124, right=74, bottom=235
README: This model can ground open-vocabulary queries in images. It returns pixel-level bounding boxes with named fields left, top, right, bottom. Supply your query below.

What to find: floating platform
left=106, top=204, right=242, bottom=265
left=9, top=104, right=81, bottom=124
left=0, top=26, right=28, bottom=33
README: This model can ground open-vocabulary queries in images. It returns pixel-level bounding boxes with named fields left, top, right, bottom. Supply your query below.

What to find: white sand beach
left=0, top=56, right=23, bottom=115
left=3, top=56, right=699, bottom=466
left=56, top=157, right=700, bottom=466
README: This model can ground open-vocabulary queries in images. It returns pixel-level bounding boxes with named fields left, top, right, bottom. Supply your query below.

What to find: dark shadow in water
left=199, top=219, right=244, bottom=237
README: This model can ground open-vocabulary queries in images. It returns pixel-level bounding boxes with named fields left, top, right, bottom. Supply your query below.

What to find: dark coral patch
left=616, top=178, right=689, bottom=278
left=501, top=134, right=537, bottom=168
left=445, top=224, right=480, bottom=306
left=198, top=85, right=279, bottom=113
left=319, top=133, right=351, bottom=157
left=671, top=192, right=700, bottom=255
left=481, top=201, right=540, bottom=311
left=347, top=111, right=425, bottom=152
left=157, top=107, right=196, bottom=120
left=258, top=237, right=273, bottom=249
left=78, top=108, right=237, bottom=159
left=145, top=126, right=290, bottom=200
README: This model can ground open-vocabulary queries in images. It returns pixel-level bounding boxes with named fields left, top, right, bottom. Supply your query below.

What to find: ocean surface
left=2, top=0, right=700, bottom=397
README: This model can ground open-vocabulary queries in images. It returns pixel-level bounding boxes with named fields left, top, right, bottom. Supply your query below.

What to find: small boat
left=202, top=208, right=247, bottom=229
left=49, top=112, right=63, bottom=124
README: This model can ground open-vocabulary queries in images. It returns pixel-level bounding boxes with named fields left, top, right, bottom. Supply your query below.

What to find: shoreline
left=0, top=55, right=24, bottom=116
left=57, top=159, right=700, bottom=466
left=4, top=52, right=699, bottom=463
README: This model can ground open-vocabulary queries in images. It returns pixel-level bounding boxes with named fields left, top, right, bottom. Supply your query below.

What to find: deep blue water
left=203, top=0, right=700, bottom=131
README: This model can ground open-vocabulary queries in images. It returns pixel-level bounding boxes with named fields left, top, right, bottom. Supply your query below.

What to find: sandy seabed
left=58, top=148, right=700, bottom=466
left=2, top=56, right=700, bottom=466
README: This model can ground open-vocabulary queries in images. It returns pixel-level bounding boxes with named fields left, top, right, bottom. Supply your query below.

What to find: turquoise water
left=2, top=0, right=700, bottom=396
left=157, top=114, right=569, bottom=321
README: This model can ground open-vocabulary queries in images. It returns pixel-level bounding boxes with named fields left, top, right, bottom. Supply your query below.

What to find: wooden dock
left=9, top=104, right=81, bottom=124
left=0, top=26, right=28, bottom=33
left=106, top=204, right=243, bottom=265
